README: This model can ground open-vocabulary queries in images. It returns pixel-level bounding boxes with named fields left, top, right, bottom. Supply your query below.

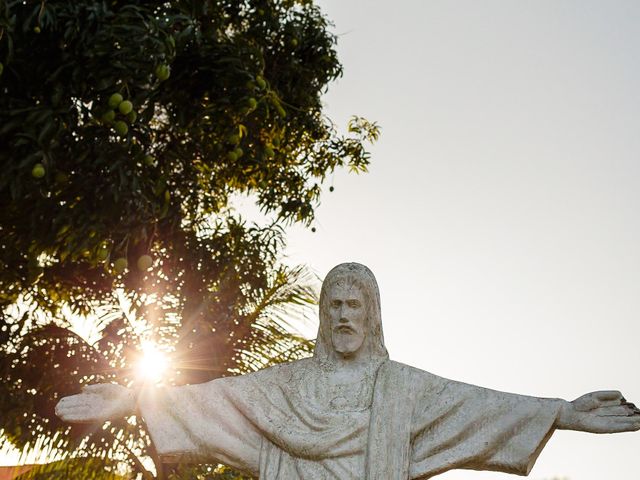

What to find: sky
left=3, top=1, right=640, bottom=478
left=278, top=1, right=640, bottom=479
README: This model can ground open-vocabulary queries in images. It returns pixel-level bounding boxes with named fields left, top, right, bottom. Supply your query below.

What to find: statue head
left=314, top=263, right=389, bottom=363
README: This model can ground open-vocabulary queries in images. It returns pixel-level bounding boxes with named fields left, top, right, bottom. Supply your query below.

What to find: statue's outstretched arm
left=55, top=383, right=136, bottom=424
left=556, top=390, right=640, bottom=433
left=56, top=380, right=261, bottom=475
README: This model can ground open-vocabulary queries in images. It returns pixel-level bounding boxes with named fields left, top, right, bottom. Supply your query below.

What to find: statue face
left=327, top=282, right=367, bottom=357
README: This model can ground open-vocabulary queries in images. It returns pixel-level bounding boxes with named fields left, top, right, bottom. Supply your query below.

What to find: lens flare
left=136, top=342, right=168, bottom=382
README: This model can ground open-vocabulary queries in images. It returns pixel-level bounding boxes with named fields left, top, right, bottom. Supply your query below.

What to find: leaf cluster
left=0, top=0, right=379, bottom=310
left=0, top=0, right=378, bottom=478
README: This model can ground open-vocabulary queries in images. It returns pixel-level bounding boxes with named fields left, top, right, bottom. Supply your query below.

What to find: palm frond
left=233, top=264, right=318, bottom=374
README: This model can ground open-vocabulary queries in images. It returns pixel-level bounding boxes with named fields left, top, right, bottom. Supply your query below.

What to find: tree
left=0, top=0, right=379, bottom=478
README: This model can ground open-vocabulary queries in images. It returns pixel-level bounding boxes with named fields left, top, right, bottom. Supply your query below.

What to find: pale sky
left=3, top=1, right=640, bottom=478
left=282, top=1, right=640, bottom=479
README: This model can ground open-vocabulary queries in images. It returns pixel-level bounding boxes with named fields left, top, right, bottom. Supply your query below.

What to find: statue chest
left=287, top=363, right=378, bottom=412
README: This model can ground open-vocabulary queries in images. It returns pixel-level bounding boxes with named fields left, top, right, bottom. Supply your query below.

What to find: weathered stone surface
left=56, top=262, right=640, bottom=479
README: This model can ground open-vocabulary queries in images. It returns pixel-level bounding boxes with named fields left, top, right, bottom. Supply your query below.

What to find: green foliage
left=0, top=0, right=378, bottom=478
left=14, top=457, right=125, bottom=480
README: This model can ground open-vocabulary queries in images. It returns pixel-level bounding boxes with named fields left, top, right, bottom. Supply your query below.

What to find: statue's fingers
left=56, top=395, right=91, bottom=409
left=609, top=416, right=640, bottom=432
left=56, top=401, right=93, bottom=414
left=60, top=401, right=92, bottom=411
left=593, top=390, right=624, bottom=403
left=592, top=399, right=623, bottom=409
left=595, top=405, right=637, bottom=417
left=622, top=401, right=640, bottom=414
left=55, top=397, right=78, bottom=412
left=62, top=412, right=100, bottom=424
left=598, top=415, right=640, bottom=432
left=574, top=392, right=621, bottom=411
left=56, top=405, right=93, bottom=422
left=82, top=384, right=110, bottom=393
left=54, top=401, right=65, bottom=418
left=581, top=391, right=625, bottom=410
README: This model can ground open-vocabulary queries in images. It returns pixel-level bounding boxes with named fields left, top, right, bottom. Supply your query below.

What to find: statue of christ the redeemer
left=56, top=263, right=640, bottom=479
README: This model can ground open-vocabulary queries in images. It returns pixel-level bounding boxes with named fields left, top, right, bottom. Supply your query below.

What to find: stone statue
left=56, top=263, right=640, bottom=479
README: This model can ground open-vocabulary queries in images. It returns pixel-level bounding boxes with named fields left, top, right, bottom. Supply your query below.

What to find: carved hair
left=314, top=262, right=389, bottom=363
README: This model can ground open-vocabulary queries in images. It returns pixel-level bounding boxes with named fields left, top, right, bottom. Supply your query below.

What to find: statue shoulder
left=228, top=357, right=313, bottom=384
left=382, top=360, right=451, bottom=391
left=192, top=358, right=312, bottom=399
left=383, top=359, right=435, bottom=378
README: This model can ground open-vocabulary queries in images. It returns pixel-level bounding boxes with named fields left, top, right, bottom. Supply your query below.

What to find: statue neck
left=317, top=350, right=386, bottom=375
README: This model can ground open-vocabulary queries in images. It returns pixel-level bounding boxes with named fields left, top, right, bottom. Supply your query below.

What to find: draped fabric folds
left=139, top=358, right=561, bottom=479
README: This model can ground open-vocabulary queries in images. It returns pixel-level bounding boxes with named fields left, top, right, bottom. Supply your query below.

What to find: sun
left=136, top=341, right=168, bottom=383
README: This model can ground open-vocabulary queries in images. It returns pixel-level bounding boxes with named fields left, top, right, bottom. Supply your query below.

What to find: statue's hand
left=558, top=390, right=640, bottom=433
left=55, top=384, right=136, bottom=424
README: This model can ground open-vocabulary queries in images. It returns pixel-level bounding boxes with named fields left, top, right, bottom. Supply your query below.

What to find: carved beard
left=331, top=326, right=365, bottom=356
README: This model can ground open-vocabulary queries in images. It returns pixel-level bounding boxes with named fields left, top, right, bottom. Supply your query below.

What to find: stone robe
left=139, top=358, right=561, bottom=479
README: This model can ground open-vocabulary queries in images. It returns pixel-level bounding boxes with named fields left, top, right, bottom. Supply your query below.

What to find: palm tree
left=1, top=264, right=317, bottom=479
